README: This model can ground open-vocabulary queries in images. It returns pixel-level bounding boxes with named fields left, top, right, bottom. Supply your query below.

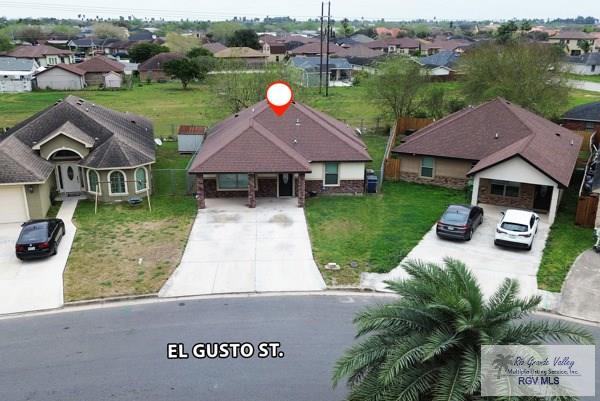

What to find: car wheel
left=52, top=244, right=58, bottom=256
left=526, top=244, right=532, bottom=251
left=466, top=228, right=473, bottom=241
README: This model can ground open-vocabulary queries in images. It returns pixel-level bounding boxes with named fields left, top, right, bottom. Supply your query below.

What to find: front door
left=278, top=173, right=293, bottom=197
left=533, top=185, right=552, bottom=211
left=58, top=163, right=81, bottom=193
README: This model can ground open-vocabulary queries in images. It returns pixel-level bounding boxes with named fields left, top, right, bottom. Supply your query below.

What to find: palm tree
left=332, top=258, right=593, bottom=401
left=492, top=353, right=513, bottom=379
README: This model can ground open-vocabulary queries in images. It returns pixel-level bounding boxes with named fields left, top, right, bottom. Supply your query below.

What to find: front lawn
left=305, top=181, right=465, bottom=285
left=568, top=74, right=600, bottom=84
left=63, top=195, right=197, bottom=301
left=537, top=172, right=594, bottom=292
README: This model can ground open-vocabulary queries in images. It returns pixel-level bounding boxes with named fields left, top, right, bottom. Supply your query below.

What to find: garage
left=0, top=185, right=28, bottom=223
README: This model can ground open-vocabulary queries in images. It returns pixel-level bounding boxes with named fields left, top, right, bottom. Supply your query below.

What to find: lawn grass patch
left=568, top=74, right=600, bottom=84
left=305, top=181, right=465, bottom=285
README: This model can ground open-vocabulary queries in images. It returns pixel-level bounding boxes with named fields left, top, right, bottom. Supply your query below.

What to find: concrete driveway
left=159, top=198, right=326, bottom=297
left=569, top=79, right=600, bottom=93
left=559, top=250, right=600, bottom=322
left=0, top=199, right=77, bottom=315
left=362, top=204, right=550, bottom=298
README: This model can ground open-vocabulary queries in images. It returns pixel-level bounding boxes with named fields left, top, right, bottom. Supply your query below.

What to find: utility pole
left=325, top=1, right=331, bottom=97
left=319, top=2, right=324, bottom=94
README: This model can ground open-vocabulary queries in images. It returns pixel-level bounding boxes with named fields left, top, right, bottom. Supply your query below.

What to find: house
left=565, top=52, right=600, bottom=75
left=562, top=102, right=600, bottom=133
left=0, top=96, right=155, bottom=223
left=291, top=56, right=353, bottom=87
left=128, top=29, right=156, bottom=42
left=419, top=37, right=474, bottom=55
left=262, top=42, right=287, bottom=62
left=103, top=71, right=123, bottom=88
left=76, top=55, right=125, bottom=85
left=366, top=37, right=420, bottom=54
left=337, top=34, right=375, bottom=46
left=416, top=51, right=460, bottom=78
left=391, top=98, right=582, bottom=224
left=35, top=63, right=86, bottom=90
left=138, top=52, right=183, bottom=82
left=340, top=44, right=384, bottom=67
left=0, top=57, right=38, bottom=93
left=290, top=42, right=348, bottom=57
left=213, top=47, right=269, bottom=67
left=188, top=100, right=372, bottom=209
left=549, top=31, right=596, bottom=56
left=178, top=125, right=207, bottom=153
left=67, top=38, right=120, bottom=57
left=5, top=44, right=74, bottom=67
left=201, top=42, right=227, bottom=55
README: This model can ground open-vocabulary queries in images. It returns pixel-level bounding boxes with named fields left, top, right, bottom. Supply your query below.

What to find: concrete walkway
left=0, top=199, right=77, bottom=315
left=559, top=250, right=600, bottom=322
left=159, top=198, right=326, bottom=297
left=569, top=80, right=600, bottom=93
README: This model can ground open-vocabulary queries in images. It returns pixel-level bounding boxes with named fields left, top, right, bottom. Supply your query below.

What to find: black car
left=436, top=205, right=484, bottom=241
left=15, top=219, right=65, bottom=260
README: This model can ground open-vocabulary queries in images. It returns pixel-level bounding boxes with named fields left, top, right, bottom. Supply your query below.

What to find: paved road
left=570, top=79, right=600, bottom=93
left=0, top=294, right=599, bottom=401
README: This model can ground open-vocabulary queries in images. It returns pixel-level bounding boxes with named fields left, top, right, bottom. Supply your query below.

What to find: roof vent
left=571, top=139, right=574, bottom=146
left=85, top=107, right=89, bottom=112
left=234, top=113, right=239, bottom=118
left=555, top=133, right=561, bottom=137
left=494, top=133, right=499, bottom=139
left=293, top=138, right=298, bottom=144
left=295, top=118, right=301, bottom=126
left=251, top=108, right=255, bottom=112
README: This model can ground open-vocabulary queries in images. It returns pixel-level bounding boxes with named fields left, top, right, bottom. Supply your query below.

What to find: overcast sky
left=2, top=0, right=599, bottom=21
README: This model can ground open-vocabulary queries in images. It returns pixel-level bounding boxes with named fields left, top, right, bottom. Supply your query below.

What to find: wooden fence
left=395, top=116, right=434, bottom=136
left=384, top=158, right=402, bottom=181
left=575, top=195, right=598, bottom=228
left=572, top=130, right=594, bottom=152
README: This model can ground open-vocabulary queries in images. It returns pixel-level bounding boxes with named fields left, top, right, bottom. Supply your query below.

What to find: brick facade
left=400, top=172, right=468, bottom=190
left=304, top=179, right=365, bottom=195
left=477, top=178, right=535, bottom=209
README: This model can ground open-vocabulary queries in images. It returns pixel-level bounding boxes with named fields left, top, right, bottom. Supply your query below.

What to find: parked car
left=494, top=209, right=539, bottom=250
left=436, top=204, right=484, bottom=241
left=15, top=219, right=65, bottom=260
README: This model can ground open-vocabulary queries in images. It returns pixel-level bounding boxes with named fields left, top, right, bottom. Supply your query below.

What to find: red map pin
left=266, top=81, right=293, bottom=116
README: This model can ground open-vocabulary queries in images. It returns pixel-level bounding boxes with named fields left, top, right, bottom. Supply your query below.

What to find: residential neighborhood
left=1, top=2, right=600, bottom=400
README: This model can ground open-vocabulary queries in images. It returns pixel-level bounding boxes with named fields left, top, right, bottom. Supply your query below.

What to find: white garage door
left=0, top=185, right=28, bottom=223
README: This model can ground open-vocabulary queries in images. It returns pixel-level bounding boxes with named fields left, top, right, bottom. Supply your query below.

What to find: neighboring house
left=128, top=29, right=156, bottom=42
left=138, top=52, right=183, bottom=81
left=416, top=51, right=461, bottom=78
left=67, top=38, right=120, bottom=57
left=6, top=44, right=74, bottom=67
left=0, top=57, right=38, bottom=93
left=562, top=102, right=600, bottom=133
left=201, top=42, right=227, bottom=55
left=213, top=47, right=269, bottom=67
left=340, top=44, right=384, bottom=67
left=291, top=56, right=353, bottom=87
left=0, top=96, right=155, bottom=223
left=549, top=31, right=597, bottom=56
left=35, top=64, right=86, bottom=90
left=565, top=52, right=600, bottom=75
left=366, top=37, right=420, bottom=54
left=178, top=125, right=207, bottom=153
left=419, top=37, right=474, bottom=55
left=337, top=34, right=375, bottom=46
left=76, top=55, right=125, bottom=85
left=103, top=71, right=123, bottom=88
left=391, top=98, right=582, bottom=224
left=188, top=100, right=371, bottom=208
left=289, top=42, right=348, bottom=57
left=262, top=42, right=287, bottom=62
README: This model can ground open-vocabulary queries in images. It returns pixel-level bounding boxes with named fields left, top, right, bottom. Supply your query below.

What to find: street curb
left=65, top=293, right=159, bottom=307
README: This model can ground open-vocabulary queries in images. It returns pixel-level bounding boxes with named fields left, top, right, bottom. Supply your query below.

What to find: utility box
left=366, top=174, right=378, bottom=193
left=177, top=125, right=206, bottom=153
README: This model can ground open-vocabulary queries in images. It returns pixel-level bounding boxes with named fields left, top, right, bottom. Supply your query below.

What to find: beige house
left=549, top=31, right=597, bottom=56
left=391, top=99, right=582, bottom=224
left=0, top=96, right=155, bottom=223
left=35, top=64, right=86, bottom=90
left=7, top=44, right=74, bottom=67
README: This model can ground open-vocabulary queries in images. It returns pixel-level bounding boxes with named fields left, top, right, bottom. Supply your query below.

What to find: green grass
left=362, top=133, right=389, bottom=176
left=305, top=181, right=465, bottom=285
left=565, top=89, right=600, bottom=111
left=154, top=141, right=193, bottom=169
left=538, top=172, right=594, bottom=292
left=568, top=73, right=600, bottom=84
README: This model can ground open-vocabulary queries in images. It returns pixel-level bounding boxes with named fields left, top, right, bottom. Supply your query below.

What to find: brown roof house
left=366, top=37, right=420, bottom=55
left=76, top=55, right=125, bottom=86
left=549, top=31, right=596, bottom=56
left=35, top=63, right=86, bottom=90
left=188, top=100, right=371, bottom=208
left=391, top=98, right=582, bottom=224
left=0, top=96, right=155, bottom=223
left=138, top=52, right=183, bottom=82
left=6, top=44, right=74, bottom=67
left=213, top=47, right=269, bottom=67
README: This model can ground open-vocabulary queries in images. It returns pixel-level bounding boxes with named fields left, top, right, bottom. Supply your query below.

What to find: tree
left=209, top=21, right=245, bottom=43
left=165, top=32, right=202, bottom=54
left=420, top=86, right=447, bottom=119
left=163, top=57, right=211, bottom=90
left=459, top=41, right=569, bottom=118
left=338, top=18, right=354, bottom=38
left=128, top=42, right=170, bottom=63
left=13, top=25, right=44, bottom=44
left=520, top=20, right=532, bottom=33
left=0, top=31, right=13, bottom=52
left=332, top=258, right=593, bottom=401
left=187, top=47, right=212, bottom=58
left=578, top=39, right=592, bottom=54
left=365, top=56, right=426, bottom=120
left=227, top=29, right=261, bottom=49
left=92, top=22, right=127, bottom=39
left=496, top=20, right=518, bottom=43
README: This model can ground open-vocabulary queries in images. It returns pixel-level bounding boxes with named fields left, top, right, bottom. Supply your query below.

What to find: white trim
left=87, top=169, right=101, bottom=195
left=108, top=170, right=128, bottom=196
left=419, top=156, right=435, bottom=179
left=32, top=131, right=94, bottom=150
left=323, top=162, right=340, bottom=187
left=134, top=167, right=148, bottom=193
left=45, top=147, right=85, bottom=160
left=21, top=185, right=31, bottom=221
left=0, top=181, right=45, bottom=186
left=91, top=162, right=155, bottom=171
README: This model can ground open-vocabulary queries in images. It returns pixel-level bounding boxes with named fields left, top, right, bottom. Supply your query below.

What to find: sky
left=1, top=0, right=599, bottom=21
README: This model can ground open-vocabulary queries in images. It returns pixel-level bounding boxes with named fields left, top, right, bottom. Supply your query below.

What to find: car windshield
left=18, top=223, right=48, bottom=243
left=441, top=210, right=468, bottom=224
left=500, top=222, right=528, bottom=233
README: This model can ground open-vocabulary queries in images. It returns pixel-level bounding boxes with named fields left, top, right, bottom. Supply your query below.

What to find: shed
left=103, top=71, right=122, bottom=88
left=178, top=125, right=207, bottom=153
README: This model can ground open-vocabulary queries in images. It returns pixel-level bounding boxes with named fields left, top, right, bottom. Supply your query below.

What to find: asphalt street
left=0, top=294, right=599, bottom=401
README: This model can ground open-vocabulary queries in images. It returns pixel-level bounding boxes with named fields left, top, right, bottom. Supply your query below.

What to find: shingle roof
left=554, top=31, right=595, bottom=40
left=290, top=42, right=348, bottom=56
left=0, top=96, right=155, bottom=183
left=189, top=101, right=371, bottom=174
left=0, top=57, right=37, bottom=72
left=291, top=56, right=353, bottom=71
left=178, top=125, right=206, bottom=135
left=138, top=52, right=183, bottom=71
left=202, top=42, right=227, bottom=54
left=35, top=63, right=85, bottom=77
left=392, top=98, right=581, bottom=187
left=7, top=44, right=72, bottom=58
left=366, top=37, right=420, bottom=49
left=563, top=102, right=600, bottom=122
left=77, top=55, right=124, bottom=73
left=213, top=47, right=267, bottom=58
left=418, top=51, right=460, bottom=68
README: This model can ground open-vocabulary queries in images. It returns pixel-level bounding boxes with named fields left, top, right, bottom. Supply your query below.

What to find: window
left=109, top=171, right=127, bottom=195
left=420, top=157, right=434, bottom=178
left=47, top=56, right=59, bottom=65
left=217, top=174, right=248, bottom=190
left=135, top=167, right=147, bottom=192
left=490, top=180, right=520, bottom=197
left=324, top=163, right=339, bottom=185
left=88, top=170, right=100, bottom=194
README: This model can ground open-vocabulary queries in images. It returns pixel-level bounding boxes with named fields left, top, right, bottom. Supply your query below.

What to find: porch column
left=547, top=185, right=560, bottom=225
left=196, top=174, right=206, bottom=209
left=470, top=175, right=480, bottom=206
left=298, top=173, right=306, bottom=207
left=248, top=173, right=256, bottom=208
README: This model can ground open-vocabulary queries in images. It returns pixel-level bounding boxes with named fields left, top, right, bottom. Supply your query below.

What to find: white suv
left=494, top=209, right=540, bottom=250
